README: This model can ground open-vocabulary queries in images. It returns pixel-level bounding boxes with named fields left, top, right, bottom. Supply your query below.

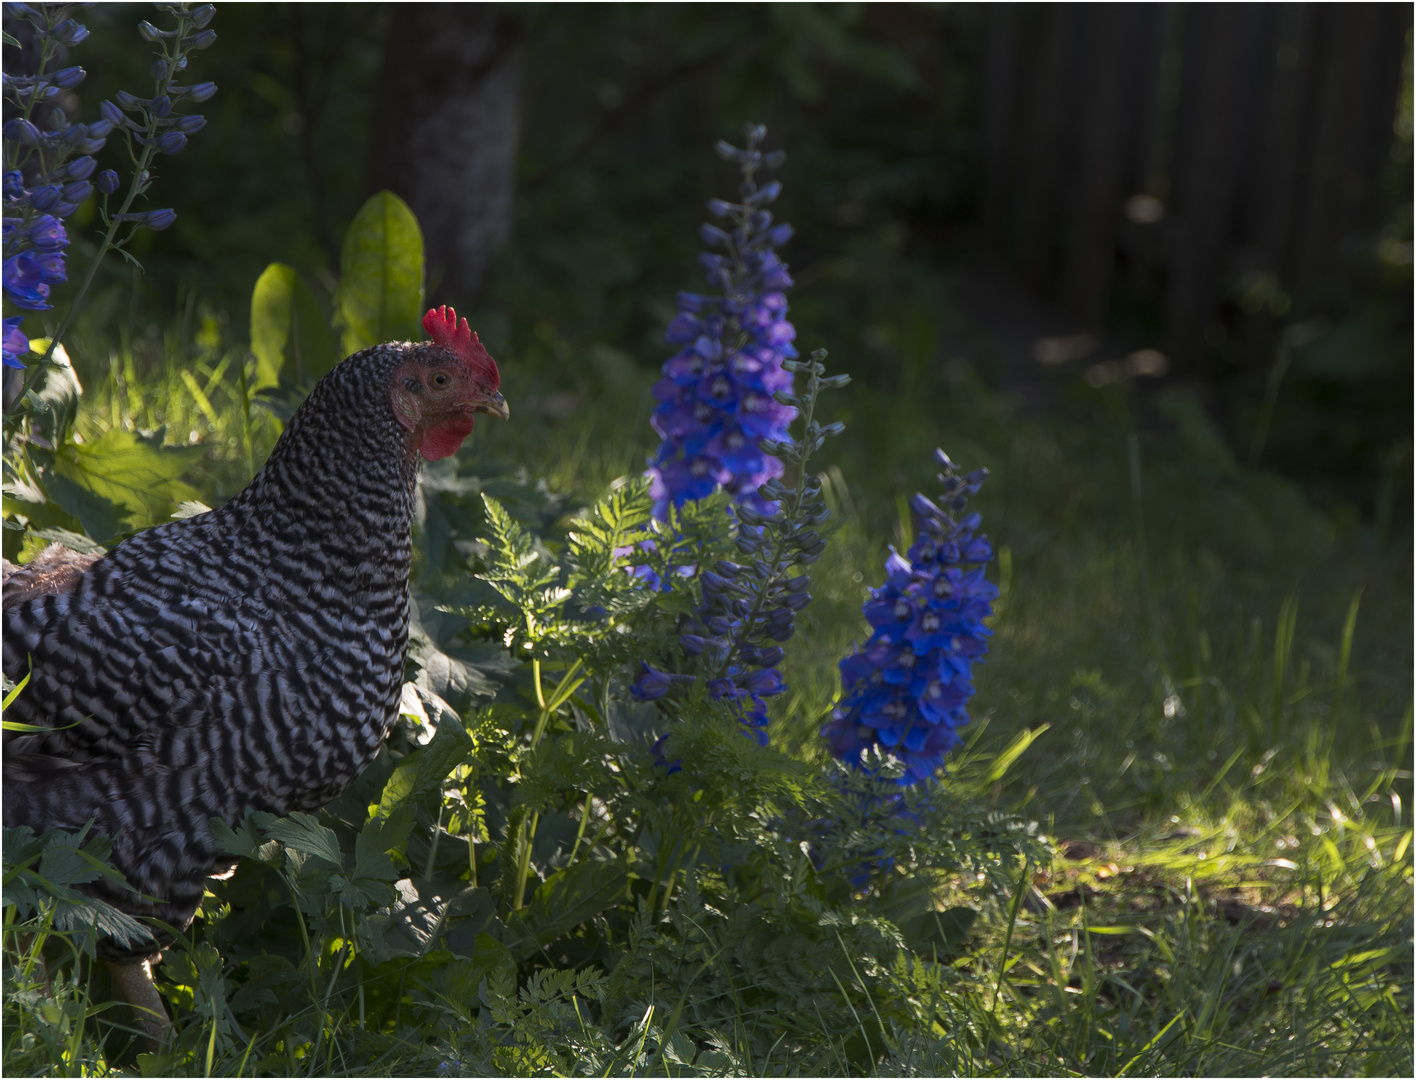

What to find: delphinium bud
left=26, top=215, right=67, bottom=250
left=30, top=185, right=61, bottom=212
left=141, top=208, right=176, bottom=231
left=63, top=155, right=96, bottom=180
left=822, top=451, right=998, bottom=786
left=629, top=663, right=696, bottom=702
left=51, top=66, right=85, bottom=89
left=50, top=18, right=88, bottom=46
left=3, top=315, right=31, bottom=370
left=646, top=123, right=798, bottom=521
left=3, top=118, right=41, bottom=144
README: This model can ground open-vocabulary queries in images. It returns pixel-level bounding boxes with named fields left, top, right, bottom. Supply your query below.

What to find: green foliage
left=4, top=350, right=203, bottom=552
left=332, top=190, right=426, bottom=356
left=249, top=189, right=423, bottom=425
left=248, top=263, right=338, bottom=388
left=2, top=824, right=154, bottom=957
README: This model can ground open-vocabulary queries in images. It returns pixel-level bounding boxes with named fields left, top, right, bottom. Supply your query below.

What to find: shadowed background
left=30, top=1, right=1410, bottom=528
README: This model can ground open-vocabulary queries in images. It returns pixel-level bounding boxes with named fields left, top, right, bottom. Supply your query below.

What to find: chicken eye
left=403, top=377, right=420, bottom=391
left=430, top=371, right=449, bottom=388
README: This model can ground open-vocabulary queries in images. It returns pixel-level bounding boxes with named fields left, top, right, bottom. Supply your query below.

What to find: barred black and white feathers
left=2, top=327, right=507, bottom=961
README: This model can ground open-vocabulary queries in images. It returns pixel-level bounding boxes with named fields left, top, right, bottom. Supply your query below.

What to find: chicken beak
left=475, top=391, right=509, bottom=420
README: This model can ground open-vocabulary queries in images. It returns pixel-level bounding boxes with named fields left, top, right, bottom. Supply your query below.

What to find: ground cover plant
left=3, top=5, right=1412, bottom=1077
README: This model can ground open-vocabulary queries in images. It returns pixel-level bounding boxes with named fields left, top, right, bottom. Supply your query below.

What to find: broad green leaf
left=471, top=933, right=517, bottom=1002
left=441, top=888, right=499, bottom=957
left=374, top=714, right=475, bottom=820
left=331, top=874, right=398, bottom=909
left=334, top=190, right=424, bottom=356
left=28, top=526, right=104, bottom=553
left=515, top=859, right=628, bottom=957
left=354, top=802, right=415, bottom=881
left=30, top=342, right=82, bottom=448
left=209, top=817, right=261, bottom=860
left=51, top=892, right=154, bottom=949
left=408, top=596, right=512, bottom=710
left=900, top=906, right=978, bottom=957
left=875, top=874, right=934, bottom=926
left=252, top=811, right=345, bottom=868
left=249, top=262, right=339, bottom=388
left=43, top=473, right=131, bottom=544
left=53, top=427, right=201, bottom=539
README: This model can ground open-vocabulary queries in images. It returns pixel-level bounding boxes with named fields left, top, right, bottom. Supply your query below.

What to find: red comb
left=422, top=305, right=500, bottom=389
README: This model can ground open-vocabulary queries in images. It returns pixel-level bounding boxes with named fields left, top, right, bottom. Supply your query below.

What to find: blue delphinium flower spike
left=2, top=3, right=216, bottom=373
left=647, top=126, right=798, bottom=519
left=823, top=450, right=998, bottom=785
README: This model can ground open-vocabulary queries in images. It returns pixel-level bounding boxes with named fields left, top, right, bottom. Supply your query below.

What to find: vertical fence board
left=1292, top=5, right=1382, bottom=305
left=1061, top=5, right=1155, bottom=327
left=1164, top=5, right=1254, bottom=371
left=1246, top=3, right=1317, bottom=280
left=981, top=3, right=1022, bottom=245
left=1012, top=4, right=1082, bottom=290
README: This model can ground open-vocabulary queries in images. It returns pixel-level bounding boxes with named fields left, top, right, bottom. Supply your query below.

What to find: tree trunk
left=369, top=3, right=523, bottom=305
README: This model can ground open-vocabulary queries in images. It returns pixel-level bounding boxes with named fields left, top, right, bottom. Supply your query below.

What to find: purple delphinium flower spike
left=646, top=126, right=798, bottom=520
left=822, top=450, right=997, bottom=786
left=2, top=4, right=216, bottom=374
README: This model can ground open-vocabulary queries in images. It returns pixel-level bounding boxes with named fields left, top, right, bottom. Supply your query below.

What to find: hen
left=2, top=306, right=507, bottom=1038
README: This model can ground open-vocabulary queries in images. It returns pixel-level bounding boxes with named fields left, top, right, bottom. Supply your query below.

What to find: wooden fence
left=980, top=3, right=1411, bottom=375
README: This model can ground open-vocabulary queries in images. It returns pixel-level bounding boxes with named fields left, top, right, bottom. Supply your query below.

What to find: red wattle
left=419, top=415, right=476, bottom=461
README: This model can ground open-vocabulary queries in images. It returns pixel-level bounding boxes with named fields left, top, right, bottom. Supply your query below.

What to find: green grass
left=3, top=271, right=1411, bottom=1077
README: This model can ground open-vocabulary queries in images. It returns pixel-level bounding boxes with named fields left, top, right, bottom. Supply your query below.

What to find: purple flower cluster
left=647, top=124, right=798, bottom=519
left=2, top=3, right=215, bottom=371
left=630, top=557, right=796, bottom=746
left=2, top=5, right=104, bottom=367
left=822, top=451, right=998, bottom=785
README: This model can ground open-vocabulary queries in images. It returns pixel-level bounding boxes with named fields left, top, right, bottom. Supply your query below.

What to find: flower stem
left=704, top=356, right=826, bottom=685
left=25, top=149, right=155, bottom=393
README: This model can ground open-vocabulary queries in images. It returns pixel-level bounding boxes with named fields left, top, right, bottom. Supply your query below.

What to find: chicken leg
left=106, top=957, right=172, bottom=1050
